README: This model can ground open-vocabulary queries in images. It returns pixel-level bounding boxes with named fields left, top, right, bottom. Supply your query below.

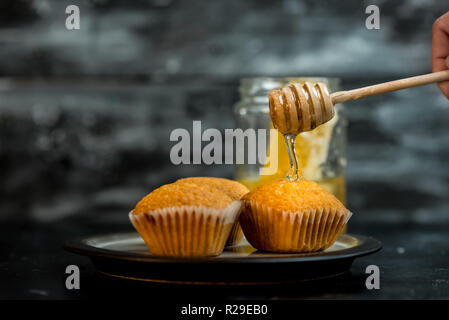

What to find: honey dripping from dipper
left=268, top=82, right=336, bottom=181
left=284, top=133, right=300, bottom=181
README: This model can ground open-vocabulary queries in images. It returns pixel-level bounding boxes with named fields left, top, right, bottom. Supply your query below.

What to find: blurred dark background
left=1, top=0, right=449, bottom=299
left=1, top=0, right=448, bottom=222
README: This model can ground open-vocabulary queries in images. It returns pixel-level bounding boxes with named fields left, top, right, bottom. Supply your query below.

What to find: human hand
left=432, top=12, right=449, bottom=99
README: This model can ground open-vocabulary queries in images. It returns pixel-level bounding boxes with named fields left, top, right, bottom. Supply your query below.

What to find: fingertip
left=438, top=82, right=449, bottom=100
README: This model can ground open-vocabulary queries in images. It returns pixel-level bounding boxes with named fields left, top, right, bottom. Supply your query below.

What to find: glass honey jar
left=233, top=77, right=347, bottom=205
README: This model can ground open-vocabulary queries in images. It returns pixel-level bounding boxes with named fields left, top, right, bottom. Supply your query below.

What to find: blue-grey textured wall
left=0, top=0, right=448, bottom=224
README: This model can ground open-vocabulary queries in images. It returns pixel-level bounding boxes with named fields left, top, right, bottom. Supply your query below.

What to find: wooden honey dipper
left=269, top=56, right=449, bottom=134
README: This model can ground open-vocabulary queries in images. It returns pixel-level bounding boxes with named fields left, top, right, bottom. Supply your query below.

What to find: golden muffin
left=129, top=181, right=242, bottom=257
left=240, top=178, right=352, bottom=253
left=175, top=177, right=249, bottom=246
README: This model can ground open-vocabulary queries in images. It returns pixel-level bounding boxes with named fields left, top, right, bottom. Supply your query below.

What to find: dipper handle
left=331, top=57, right=449, bottom=104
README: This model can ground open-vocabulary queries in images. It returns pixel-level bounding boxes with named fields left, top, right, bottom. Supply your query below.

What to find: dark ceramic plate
left=64, top=233, right=381, bottom=285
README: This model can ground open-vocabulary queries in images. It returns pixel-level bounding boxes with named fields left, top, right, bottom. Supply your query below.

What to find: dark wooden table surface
left=2, top=208, right=449, bottom=300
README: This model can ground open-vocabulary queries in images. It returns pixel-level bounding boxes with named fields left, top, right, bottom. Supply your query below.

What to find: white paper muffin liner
left=240, top=200, right=352, bottom=253
left=129, top=201, right=242, bottom=257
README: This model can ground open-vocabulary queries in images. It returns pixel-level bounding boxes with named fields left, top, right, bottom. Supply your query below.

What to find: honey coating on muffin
left=176, top=177, right=249, bottom=200
left=132, top=182, right=233, bottom=214
left=243, top=178, right=346, bottom=213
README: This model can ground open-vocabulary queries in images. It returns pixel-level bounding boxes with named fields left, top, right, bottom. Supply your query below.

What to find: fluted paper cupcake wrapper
left=129, top=201, right=242, bottom=257
left=225, top=222, right=244, bottom=247
left=240, top=201, right=352, bottom=253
